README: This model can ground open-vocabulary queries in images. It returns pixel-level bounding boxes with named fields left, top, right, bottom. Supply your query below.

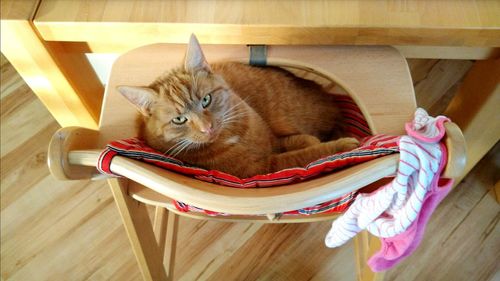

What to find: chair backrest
left=98, top=44, right=416, bottom=147
left=90, top=44, right=418, bottom=215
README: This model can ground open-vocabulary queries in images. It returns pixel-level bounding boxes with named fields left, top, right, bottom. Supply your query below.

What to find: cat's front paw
left=335, top=137, right=360, bottom=152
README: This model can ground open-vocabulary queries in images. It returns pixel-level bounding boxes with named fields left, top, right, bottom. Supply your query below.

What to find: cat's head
left=118, top=35, right=238, bottom=152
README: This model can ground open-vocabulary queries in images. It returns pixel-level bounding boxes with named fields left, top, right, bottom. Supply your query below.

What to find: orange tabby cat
left=118, top=35, right=359, bottom=178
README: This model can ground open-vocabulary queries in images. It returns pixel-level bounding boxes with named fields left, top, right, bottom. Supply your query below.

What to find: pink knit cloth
left=368, top=177, right=452, bottom=271
left=325, top=108, right=454, bottom=271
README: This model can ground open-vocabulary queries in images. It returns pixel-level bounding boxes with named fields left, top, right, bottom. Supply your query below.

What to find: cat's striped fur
left=118, top=35, right=358, bottom=178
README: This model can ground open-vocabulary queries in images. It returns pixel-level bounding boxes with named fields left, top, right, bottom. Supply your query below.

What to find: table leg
left=0, top=20, right=102, bottom=129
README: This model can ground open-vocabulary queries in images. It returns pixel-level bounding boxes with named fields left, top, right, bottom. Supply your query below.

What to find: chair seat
left=66, top=147, right=399, bottom=214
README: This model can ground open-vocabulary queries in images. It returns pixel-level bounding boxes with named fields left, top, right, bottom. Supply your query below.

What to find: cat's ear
left=117, top=86, right=157, bottom=116
left=184, top=34, right=212, bottom=72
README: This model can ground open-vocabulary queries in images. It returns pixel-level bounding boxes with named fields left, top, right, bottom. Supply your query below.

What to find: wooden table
left=1, top=0, right=499, bottom=180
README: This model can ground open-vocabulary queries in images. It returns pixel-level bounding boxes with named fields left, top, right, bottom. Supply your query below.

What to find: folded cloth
left=325, top=108, right=453, bottom=271
left=368, top=177, right=453, bottom=271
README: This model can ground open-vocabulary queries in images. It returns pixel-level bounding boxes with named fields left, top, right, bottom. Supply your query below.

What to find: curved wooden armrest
left=49, top=122, right=466, bottom=214
left=442, top=122, right=467, bottom=179
left=48, top=127, right=101, bottom=180
left=68, top=149, right=399, bottom=214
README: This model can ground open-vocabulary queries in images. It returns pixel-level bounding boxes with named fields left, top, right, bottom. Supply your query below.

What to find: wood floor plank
left=0, top=82, right=32, bottom=117
left=0, top=88, right=55, bottom=158
left=0, top=122, right=60, bottom=211
left=1, top=57, right=499, bottom=281
left=0, top=56, right=56, bottom=158
left=206, top=223, right=356, bottom=281
left=0, top=56, right=26, bottom=99
left=412, top=59, right=473, bottom=116
left=407, top=59, right=440, bottom=84
left=2, top=180, right=107, bottom=277
left=175, top=221, right=262, bottom=281
left=1, top=98, right=49, bottom=153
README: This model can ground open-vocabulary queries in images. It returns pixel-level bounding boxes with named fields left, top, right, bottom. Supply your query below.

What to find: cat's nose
left=200, top=124, right=213, bottom=135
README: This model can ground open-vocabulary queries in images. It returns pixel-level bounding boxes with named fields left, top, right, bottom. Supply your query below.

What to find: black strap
left=248, top=45, right=267, bottom=66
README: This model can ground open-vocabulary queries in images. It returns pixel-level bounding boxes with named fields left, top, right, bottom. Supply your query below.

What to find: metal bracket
left=248, top=45, right=267, bottom=66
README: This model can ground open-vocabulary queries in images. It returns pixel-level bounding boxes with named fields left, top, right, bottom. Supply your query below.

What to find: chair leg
left=108, top=179, right=168, bottom=281
left=353, top=230, right=385, bottom=281
left=494, top=180, right=500, bottom=204
left=153, top=207, right=168, bottom=255
left=153, top=206, right=179, bottom=281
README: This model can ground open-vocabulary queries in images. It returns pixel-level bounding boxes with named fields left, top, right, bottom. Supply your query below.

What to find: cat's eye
left=202, top=94, right=212, bottom=108
left=172, top=116, right=188, bottom=125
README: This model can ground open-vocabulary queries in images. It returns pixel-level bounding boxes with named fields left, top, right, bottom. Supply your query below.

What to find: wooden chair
left=48, top=44, right=466, bottom=281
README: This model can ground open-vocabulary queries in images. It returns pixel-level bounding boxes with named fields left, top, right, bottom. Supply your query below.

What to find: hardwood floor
left=1, top=54, right=499, bottom=281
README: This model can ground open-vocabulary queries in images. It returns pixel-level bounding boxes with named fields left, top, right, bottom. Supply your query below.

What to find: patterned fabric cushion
left=97, top=95, right=400, bottom=215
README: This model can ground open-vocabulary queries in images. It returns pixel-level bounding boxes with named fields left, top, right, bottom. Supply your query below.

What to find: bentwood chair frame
left=48, top=44, right=466, bottom=281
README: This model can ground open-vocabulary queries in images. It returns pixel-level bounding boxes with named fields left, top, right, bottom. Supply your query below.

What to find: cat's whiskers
left=221, top=111, right=248, bottom=126
left=165, top=139, right=189, bottom=156
left=187, top=142, right=204, bottom=152
left=164, top=141, right=182, bottom=155
left=170, top=140, right=193, bottom=158
left=221, top=99, right=249, bottom=128
left=165, top=139, right=186, bottom=152
left=222, top=106, right=244, bottom=120
left=221, top=97, right=248, bottom=119
left=223, top=109, right=248, bottom=119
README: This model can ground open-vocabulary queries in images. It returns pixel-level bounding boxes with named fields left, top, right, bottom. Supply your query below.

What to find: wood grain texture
left=354, top=231, right=384, bottom=281
left=33, top=0, right=500, bottom=46
left=108, top=178, right=168, bottom=281
left=1, top=56, right=499, bottom=280
left=64, top=149, right=399, bottom=215
left=495, top=180, right=500, bottom=203
left=413, top=60, right=473, bottom=116
left=47, top=127, right=100, bottom=180
left=394, top=46, right=499, bottom=60
left=444, top=59, right=500, bottom=184
left=0, top=0, right=39, bottom=20
left=442, top=123, right=467, bottom=180
left=164, top=211, right=179, bottom=281
left=57, top=41, right=500, bottom=60
left=1, top=0, right=104, bottom=130
left=0, top=20, right=99, bottom=129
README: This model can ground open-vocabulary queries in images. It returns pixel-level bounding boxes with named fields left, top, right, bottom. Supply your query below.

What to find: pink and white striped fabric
left=325, top=108, right=450, bottom=245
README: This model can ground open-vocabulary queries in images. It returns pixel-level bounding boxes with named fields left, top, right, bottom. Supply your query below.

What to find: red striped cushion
left=97, top=94, right=400, bottom=216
